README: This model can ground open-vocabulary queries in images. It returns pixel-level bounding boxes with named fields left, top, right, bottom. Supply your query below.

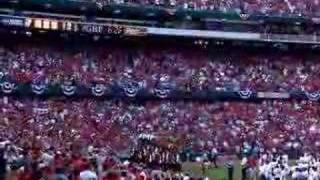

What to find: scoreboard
left=0, top=15, right=147, bottom=36
left=26, top=18, right=125, bottom=34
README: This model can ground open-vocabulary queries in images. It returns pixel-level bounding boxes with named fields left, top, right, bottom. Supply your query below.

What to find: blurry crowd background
left=94, top=0, right=320, bottom=17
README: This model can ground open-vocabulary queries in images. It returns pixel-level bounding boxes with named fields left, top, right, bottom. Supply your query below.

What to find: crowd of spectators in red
left=1, top=42, right=320, bottom=92
left=0, top=39, right=318, bottom=179
left=1, top=98, right=319, bottom=155
left=0, top=97, right=319, bottom=179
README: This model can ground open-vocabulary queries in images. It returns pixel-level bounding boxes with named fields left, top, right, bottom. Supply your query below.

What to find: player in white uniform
left=309, top=165, right=319, bottom=180
left=292, top=162, right=309, bottom=180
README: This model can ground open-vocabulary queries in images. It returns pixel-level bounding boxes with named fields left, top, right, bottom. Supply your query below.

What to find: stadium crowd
left=1, top=42, right=320, bottom=92
left=1, top=98, right=320, bottom=156
left=0, top=97, right=320, bottom=179
left=95, top=0, right=320, bottom=17
left=0, top=40, right=319, bottom=179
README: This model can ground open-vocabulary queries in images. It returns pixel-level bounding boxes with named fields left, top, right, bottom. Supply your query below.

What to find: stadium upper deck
left=12, top=0, right=320, bottom=16
left=2, top=0, right=320, bottom=18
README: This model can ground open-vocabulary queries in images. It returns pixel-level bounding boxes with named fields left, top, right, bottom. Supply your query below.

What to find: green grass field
left=182, top=162, right=243, bottom=180
left=183, top=160, right=296, bottom=179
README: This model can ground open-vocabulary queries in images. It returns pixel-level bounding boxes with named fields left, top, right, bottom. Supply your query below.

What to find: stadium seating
left=0, top=38, right=319, bottom=179
left=95, top=0, right=320, bottom=17
left=1, top=43, right=320, bottom=92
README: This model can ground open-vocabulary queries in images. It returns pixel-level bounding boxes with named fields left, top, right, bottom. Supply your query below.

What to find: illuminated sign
left=0, top=15, right=145, bottom=37
left=81, top=24, right=103, bottom=33
left=0, top=17, right=24, bottom=27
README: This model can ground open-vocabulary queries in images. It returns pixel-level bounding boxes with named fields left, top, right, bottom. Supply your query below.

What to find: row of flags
left=1, top=81, right=320, bottom=101
left=0, top=81, right=173, bottom=98
left=305, top=92, right=320, bottom=101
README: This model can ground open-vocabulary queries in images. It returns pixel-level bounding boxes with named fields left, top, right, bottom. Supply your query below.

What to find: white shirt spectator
left=80, top=170, right=98, bottom=180
left=241, top=157, right=248, bottom=166
left=309, top=168, right=319, bottom=180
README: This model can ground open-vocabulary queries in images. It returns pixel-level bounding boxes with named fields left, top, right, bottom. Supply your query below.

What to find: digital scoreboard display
left=26, top=18, right=126, bottom=35
left=23, top=18, right=60, bottom=31
left=61, top=21, right=78, bottom=32
left=0, top=15, right=147, bottom=36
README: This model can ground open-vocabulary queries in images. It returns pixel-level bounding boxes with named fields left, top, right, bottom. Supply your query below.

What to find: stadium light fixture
left=113, top=9, right=121, bottom=14
left=26, top=31, right=32, bottom=36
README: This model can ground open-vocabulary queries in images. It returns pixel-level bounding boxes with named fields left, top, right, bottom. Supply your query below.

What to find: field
left=183, top=161, right=243, bottom=180
left=183, top=160, right=297, bottom=180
